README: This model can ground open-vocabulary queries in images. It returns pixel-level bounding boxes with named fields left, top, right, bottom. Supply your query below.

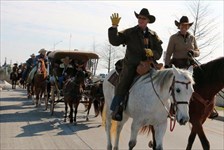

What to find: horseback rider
left=164, top=16, right=200, bottom=68
left=58, top=56, right=74, bottom=89
left=164, top=16, right=218, bottom=118
left=10, top=63, right=18, bottom=80
left=21, top=53, right=36, bottom=83
left=109, top=8, right=163, bottom=121
left=27, top=48, right=47, bottom=84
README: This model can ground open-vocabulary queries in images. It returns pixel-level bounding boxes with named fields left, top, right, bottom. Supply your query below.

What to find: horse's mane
left=138, top=68, right=194, bottom=92
left=193, top=57, right=224, bottom=87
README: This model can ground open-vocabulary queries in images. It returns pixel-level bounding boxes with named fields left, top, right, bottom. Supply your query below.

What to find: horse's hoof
left=107, top=145, right=112, bottom=150
left=86, top=118, right=89, bottom=121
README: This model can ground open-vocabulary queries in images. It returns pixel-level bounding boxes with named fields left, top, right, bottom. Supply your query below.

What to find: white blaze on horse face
left=172, top=68, right=193, bottom=125
left=37, top=62, right=42, bottom=74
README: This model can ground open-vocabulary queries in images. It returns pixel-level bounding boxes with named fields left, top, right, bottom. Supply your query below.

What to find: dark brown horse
left=33, top=58, right=48, bottom=109
left=186, top=57, right=224, bottom=150
left=83, top=81, right=105, bottom=120
left=10, top=71, right=18, bottom=89
left=63, top=70, right=85, bottom=125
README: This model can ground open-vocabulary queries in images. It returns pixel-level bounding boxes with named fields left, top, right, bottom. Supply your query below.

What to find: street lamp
left=53, top=40, right=63, bottom=50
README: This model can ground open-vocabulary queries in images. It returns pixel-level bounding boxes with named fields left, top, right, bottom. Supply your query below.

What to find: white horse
left=103, top=65, right=194, bottom=150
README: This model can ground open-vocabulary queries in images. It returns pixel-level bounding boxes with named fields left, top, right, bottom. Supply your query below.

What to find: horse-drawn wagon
left=47, top=50, right=101, bottom=119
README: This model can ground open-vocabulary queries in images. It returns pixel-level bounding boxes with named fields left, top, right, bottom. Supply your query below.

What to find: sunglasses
left=138, top=16, right=147, bottom=20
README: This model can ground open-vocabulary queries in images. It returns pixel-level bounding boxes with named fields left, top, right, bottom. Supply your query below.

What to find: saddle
left=108, top=59, right=163, bottom=86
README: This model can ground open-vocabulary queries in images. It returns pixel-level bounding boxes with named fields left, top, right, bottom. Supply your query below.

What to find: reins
left=150, top=72, right=191, bottom=132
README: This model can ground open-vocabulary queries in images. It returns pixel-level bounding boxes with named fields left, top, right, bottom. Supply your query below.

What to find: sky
left=1, top=0, right=223, bottom=74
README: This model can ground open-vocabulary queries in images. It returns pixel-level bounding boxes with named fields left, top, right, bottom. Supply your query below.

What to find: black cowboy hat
left=13, top=63, right=18, bottom=66
left=134, top=8, right=155, bottom=23
left=175, top=16, right=194, bottom=28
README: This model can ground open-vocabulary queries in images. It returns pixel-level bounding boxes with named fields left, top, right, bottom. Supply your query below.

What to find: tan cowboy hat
left=38, top=48, right=47, bottom=54
left=30, top=53, right=35, bottom=57
left=134, top=8, right=156, bottom=23
left=175, top=16, right=194, bottom=29
left=61, top=56, right=72, bottom=64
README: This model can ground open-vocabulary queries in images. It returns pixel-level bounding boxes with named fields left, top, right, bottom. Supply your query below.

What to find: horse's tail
left=139, top=125, right=152, bottom=135
left=93, top=99, right=100, bottom=117
left=102, top=103, right=117, bottom=138
left=93, top=96, right=105, bottom=117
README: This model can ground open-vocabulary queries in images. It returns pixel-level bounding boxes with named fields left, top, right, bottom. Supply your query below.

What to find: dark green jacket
left=108, top=25, right=163, bottom=66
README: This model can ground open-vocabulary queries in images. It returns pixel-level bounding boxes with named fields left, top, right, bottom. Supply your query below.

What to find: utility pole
left=108, top=45, right=111, bottom=73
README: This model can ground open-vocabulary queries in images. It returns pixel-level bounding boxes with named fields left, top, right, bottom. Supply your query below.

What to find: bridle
left=169, top=77, right=191, bottom=107
left=150, top=74, right=191, bottom=131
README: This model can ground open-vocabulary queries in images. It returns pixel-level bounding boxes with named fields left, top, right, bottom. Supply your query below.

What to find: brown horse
left=33, top=58, right=48, bottom=109
left=186, top=57, right=224, bottom=150
left=63, top=70, right=85, bottom=125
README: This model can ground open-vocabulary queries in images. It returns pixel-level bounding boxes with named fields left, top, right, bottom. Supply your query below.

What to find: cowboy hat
left=30, top=53, right=35, bottom=57
left=134, top=8, right=156, bottom=23
left=175, top=16, right=194, bottom=28
left=13, top=63, right=18, bottom=66
left=61, top=56, right=72, bottom=64
left=38, top=48, right=47, bottom=54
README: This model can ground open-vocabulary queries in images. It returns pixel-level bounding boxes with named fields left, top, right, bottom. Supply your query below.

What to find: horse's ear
left=172, top=65, right=179, bottom=75
left=188, top=66, right=194, bottom=74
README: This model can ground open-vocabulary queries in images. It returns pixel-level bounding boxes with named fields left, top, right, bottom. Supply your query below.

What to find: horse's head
left=170, top=65, right=194, bottom=125
left=37, top=59, right=46, bottom=74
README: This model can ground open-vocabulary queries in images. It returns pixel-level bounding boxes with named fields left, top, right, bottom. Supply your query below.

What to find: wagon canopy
left=48, top=50, right=99, bottom=60
left=48, top=50, right=99, bottom=76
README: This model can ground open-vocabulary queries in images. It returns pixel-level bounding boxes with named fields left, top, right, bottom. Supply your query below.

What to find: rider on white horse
left=109, top=8, right=163, bottom=121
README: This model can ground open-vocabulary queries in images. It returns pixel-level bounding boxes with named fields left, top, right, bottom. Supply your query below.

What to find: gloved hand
left=110, top=13, right=121, bottom=26
left=145, top=48, right=154, bottom=57
left=187, top=50, right=194, bottom=57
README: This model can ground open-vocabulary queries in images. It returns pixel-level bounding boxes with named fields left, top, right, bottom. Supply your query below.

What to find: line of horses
left=24, top=58, right=104, bottom=125
left=16, top=56, right=223, bottom=150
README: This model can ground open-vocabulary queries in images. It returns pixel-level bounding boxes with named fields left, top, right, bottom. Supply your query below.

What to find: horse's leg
left=64, top=100, right=68, bottom=122
left=86, top=98, right=92, bottom=121
left=148, top=126, right=156, bottom=149
left=114, top=113, right=129, bottom=150
left=73, top=101, right=80, bottom=125
left=104, top=105, right=112, bottom=150
left=128, top=120, right=141, bottom=150
left=197, top=123, right=210, bottom=150
left=35, top=89, right=40, bottom=107
left=186, top=127, right=197, bottom=150
left=44, top=87, right=48, bottom=110
left=69, top=100, right=73, bottom=123
left=153, top=121, right=167, bottom=150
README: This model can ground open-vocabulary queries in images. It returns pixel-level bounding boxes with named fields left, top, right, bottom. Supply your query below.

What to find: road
left=0, top=88, right=223, bottom=150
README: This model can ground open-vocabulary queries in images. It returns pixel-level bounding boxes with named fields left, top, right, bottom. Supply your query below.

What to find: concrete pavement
left=0, top=88, right=223, bottom=150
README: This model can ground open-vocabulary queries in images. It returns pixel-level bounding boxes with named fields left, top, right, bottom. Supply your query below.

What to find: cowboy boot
left=111, top=105, right=123, bottom=121
left=110, top=95, right=124, bottom=121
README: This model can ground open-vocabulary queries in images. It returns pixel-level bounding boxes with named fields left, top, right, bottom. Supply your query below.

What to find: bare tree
left=97, top=42, right=125, bottom=73
left=187, top=0, right=220, bottom=60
